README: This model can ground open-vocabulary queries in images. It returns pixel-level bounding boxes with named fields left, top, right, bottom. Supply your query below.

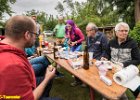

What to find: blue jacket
left=87, top=31, right=108, bottom=60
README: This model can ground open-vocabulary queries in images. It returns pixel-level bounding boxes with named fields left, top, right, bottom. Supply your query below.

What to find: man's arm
left=123, top=42, right=140, bottom=67
left=101, top=34, right=109, bottom=59
left=33, top=66, right=56, bottom=100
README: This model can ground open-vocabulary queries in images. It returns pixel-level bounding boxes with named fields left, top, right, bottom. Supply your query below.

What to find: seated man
left=25, top=46, right=51, bottom=77
left=104, top=22, right=140, bottom=99
left=86, top=22, right=108, bottom=60
left=0, top=15, right=62, bottom=100
left=25, top=44, right=64, bottom=78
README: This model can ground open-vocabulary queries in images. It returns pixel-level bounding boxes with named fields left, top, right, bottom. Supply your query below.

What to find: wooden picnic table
left=45, top=53, right=127, bottom=100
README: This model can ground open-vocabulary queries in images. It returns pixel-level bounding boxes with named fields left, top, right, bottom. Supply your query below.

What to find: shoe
left=81, top=83, right=87, bottom=88
left=70, top=81, right=82, bottom=87
left=55, top=73, right=64, bottom=79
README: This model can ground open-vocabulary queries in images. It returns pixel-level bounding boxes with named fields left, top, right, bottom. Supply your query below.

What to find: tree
left=55, top=1, right=64, bottom=15
left=103, top=0, right=140, bottom=27
left=0, top=0, right=16, bottom=19
left=134, top=0, right=140, bottom=23
left=25, top=10, right=57, bottom=31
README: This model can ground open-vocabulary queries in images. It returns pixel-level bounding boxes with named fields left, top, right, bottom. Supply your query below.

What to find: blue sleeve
left=25, top=48, right=34, bottom=57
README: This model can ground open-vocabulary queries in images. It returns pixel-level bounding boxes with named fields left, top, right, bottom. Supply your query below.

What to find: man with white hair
left=53, top=16, right=65, bottom=44
left=105, top=22, right=140, bottom=100
left=106, top=22, right=140, bottom=67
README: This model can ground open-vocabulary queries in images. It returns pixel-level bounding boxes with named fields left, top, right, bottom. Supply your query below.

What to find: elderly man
left=71, top=22, right=108, bottom=87
left=0, top=15, right=62, bottom=100
left=105, top=22, right=140, bottom=100
left=106, top=22, right=140, bottom=67
left=86, top=22, right=108, bottom=60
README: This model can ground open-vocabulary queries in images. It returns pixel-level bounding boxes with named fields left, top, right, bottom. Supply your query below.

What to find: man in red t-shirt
left=0, top=15, right=61, bottom=100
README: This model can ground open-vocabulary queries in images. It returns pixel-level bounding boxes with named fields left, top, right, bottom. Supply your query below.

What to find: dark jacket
left=87, top=31, right=108, bottom=60
left=107, top=37, right=140, bottom=67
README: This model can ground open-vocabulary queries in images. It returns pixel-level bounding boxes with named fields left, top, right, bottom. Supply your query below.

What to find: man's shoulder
left=96, top=31, right=108, bottom=41
left=97, top=31, right=106, bottom=36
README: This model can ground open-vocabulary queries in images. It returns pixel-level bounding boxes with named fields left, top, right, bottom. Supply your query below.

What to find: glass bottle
left=83, top=44, right=89, bottom=70
left=53, top=42, right=58, bottom=59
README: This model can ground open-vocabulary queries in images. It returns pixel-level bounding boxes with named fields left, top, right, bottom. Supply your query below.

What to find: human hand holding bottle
left=45, top=65, right=56, bottom=80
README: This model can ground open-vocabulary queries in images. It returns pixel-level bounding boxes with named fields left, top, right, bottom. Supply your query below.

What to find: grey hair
left=115, top=22, right=129, bottom=32
left=86, top=22, right=98, bottom=31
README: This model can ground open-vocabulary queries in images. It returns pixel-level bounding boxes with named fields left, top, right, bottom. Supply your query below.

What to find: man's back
left=0, top=43, right=36, bottom=100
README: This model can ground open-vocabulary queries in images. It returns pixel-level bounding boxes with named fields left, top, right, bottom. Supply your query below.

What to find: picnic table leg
left=90, top=87, right=95, bottom=100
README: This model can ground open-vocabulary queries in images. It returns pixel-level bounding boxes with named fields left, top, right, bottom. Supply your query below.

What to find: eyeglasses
left=118, top=30, right=128, bottom=32
left=86, top=29, right=93, bottom=33
left=29, top=31, right=37, bottom=36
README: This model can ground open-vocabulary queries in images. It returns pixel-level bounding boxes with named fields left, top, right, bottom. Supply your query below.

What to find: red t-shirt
left=0, top=43, right=36, bottom=100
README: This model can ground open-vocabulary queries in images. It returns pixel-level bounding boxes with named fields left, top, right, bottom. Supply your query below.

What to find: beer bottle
left=41, top=41, right=45, bottom=48
left=83, top=44, right=89, bottom=70
left=39, top=48, right=42, bottom=56
left=53, top=42, right=58, bottom=59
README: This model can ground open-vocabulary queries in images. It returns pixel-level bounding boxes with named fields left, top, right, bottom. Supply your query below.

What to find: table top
left=46, top=53, right=127, bottom=99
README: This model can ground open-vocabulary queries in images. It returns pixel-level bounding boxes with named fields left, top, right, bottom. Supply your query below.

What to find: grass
left=50, top=68, right=102, bottom=100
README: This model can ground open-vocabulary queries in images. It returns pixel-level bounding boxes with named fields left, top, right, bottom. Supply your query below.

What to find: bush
left=43, top=20, right=57, bottom=31
left=129, top=22, right=140, bottom=47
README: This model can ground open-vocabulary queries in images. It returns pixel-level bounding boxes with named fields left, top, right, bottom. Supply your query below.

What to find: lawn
left=50, top=68, right=102, bottom=100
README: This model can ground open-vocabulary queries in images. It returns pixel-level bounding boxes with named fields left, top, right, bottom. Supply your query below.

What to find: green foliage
left=103, top=0, right=135, bottom=28
left=25, top=10, right=57, bottom=31
left=55, top=1, right=64, bottom=15
left=129, top=22, right=140, bottom=46
left=0, top=0, right=16, bottom=18
left=25, top=9, right=39, bottom=16
left=76, top=20, right=88, bottom=35
left=44, top=19, right=57, bottom=31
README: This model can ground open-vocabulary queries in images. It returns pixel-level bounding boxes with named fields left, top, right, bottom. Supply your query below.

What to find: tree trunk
left=135, top=0, right=140, bottom=23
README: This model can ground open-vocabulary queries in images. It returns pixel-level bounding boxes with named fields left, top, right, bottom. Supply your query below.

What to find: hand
left=27, top=56, right=34, bottom=60
left=71, top=41, right=77, bottom=46
left=33, top=54, right=38, bottom=57
left=113, top=62, right=124, bottom=68
left=45, top=65, right=56, bottom=80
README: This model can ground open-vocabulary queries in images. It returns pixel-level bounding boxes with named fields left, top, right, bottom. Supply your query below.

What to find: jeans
left=30, top=56, right=51, bottom=77
left=70, top=44, right=82, bottom=52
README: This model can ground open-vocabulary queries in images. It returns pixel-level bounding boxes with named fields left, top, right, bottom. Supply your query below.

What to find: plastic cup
left=88, top=52, right=93, bottom=65
left=98, top=66, right=108, bottom=76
